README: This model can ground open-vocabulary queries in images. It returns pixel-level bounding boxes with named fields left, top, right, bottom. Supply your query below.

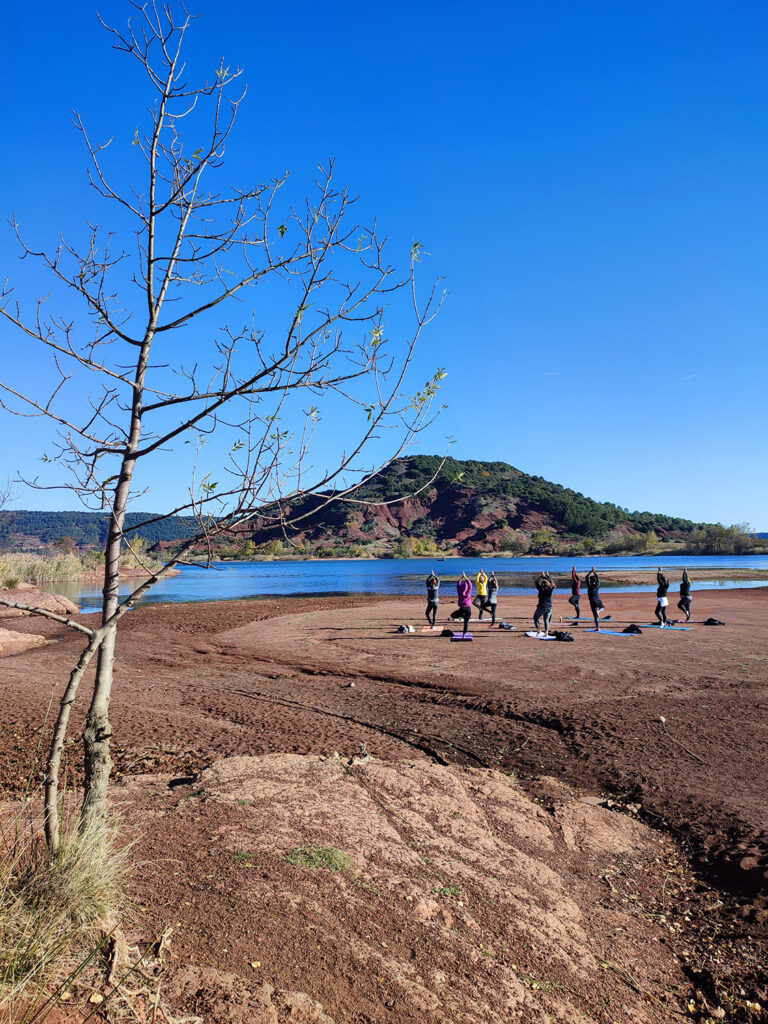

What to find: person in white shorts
left=654, top=568, right=670, bottom=627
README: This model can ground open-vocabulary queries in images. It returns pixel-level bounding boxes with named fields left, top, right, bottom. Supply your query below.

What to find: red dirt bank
left=0, top=588, right=766, bottom=1021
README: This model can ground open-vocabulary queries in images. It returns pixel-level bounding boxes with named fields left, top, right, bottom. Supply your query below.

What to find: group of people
left=654, top=567, right=692, bottom=626
left=425, top=569, right=499, bottom=634
left=424, top=565, right=694, bottom=637
left=532, top=566, right=610, bottom=633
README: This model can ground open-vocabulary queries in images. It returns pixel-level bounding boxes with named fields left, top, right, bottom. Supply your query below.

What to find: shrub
left=80, top=549, right=105, bottom=570
left=529, top=527, right=558, bottom=554
left=691, top=523, right=757, bottom=555
left=0, top=798, right=129, bottom=1007
left=498, top=530, right=530, bottom=554
left=258, top=539, right=284, bottom=557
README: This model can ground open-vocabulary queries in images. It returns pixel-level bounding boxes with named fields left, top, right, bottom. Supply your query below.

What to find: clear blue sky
left=1, top=1, right=766, bottom=528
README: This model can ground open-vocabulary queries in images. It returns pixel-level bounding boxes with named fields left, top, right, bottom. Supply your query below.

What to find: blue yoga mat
left=586, top=629, right=638, bottom=636
left=640, top=624, right=693, bottom=631
left=568, top=616, right=612, bottom=621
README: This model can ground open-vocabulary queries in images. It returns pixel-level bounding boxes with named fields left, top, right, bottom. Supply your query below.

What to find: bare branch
left=0, top=598, right=96, bottom=637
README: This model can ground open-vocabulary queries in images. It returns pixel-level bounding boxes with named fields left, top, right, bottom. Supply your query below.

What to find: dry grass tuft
left=0, top=553, right=83, bottom=587
left=0, top=796, right=130, bottom=1014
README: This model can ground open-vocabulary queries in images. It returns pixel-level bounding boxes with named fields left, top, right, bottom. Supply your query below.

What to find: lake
left=40, top=555, right=768, bottom=612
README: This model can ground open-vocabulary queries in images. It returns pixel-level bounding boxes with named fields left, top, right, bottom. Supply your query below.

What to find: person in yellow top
left=473, top=569, right=488, bottom=619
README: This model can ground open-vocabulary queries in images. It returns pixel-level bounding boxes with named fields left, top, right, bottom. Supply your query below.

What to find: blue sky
left=1, top=1, right=766, bottom=528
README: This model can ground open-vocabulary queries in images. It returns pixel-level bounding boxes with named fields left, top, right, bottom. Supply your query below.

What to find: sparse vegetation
left=233, top=851, right=258, bottom=866
left=0, top=553, right=83, bottom=586
left=0, top=546, right=163, bottom=588
left=431, top=882, right=462, bottom=898
left=285, top=845, right=353, bottom=872
left=0, top=797, right=129, bottom=1009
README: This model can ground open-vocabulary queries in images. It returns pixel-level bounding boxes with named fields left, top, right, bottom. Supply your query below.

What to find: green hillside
left=2, top=456, right=747, bottom=559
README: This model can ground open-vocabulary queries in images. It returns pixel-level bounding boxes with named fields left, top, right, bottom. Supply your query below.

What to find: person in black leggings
left=425, top=571, right=440, bottom=628
left=533, top=572, right=556, bottom=636
left=655, top=568, right=670, bottom=627
left=677, top=568, right=692, bottom=622
left=485, top=572, right=499, bottom=626
left=585, top=567, right=609, bottom=631
left=568, top=566, right=581, bottom=619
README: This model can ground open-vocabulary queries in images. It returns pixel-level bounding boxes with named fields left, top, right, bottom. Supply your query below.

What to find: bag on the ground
left=623, top=624, right=643, bottom=634
left=498, top=621, right=515, bottom=630
left=703, top=617, right=725, bottom=626
left=552, top=630, right=574, bottom=642
left=396, top=624, right=415, bottom=633
left=440, top=628, right=453, bottom=637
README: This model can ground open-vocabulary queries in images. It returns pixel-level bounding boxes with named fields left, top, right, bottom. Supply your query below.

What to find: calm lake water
left=41, top=555, right=768, bottom=612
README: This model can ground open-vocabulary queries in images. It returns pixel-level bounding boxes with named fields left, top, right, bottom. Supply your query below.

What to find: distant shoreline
left=209, top=550, right=768, bottom=564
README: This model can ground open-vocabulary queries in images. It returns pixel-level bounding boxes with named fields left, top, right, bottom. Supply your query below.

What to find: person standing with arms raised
left=456, top=571, right=473, bottom=636
left=474, top=568, right=489, bottom=620
left=425, top=570, right=440, bottom=629
left=585, top=566, right=610, bottom=631
left=569, top=566, right=582, bottom=620
left=677, top=568, right=692, bottom=622
left=533, top=571, right=556, bottom=637
left=485, top=571, right=499, bottom=626
left=655, top=568, right=670, bottom=627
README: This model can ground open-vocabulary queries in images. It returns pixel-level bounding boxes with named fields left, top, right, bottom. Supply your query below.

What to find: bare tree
left=0, top=2, right=445, bottom=852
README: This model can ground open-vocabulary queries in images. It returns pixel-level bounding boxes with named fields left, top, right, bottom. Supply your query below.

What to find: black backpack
left=623, top=624, right=643, bottom=634
left=703, top=617, right=725, bottom=626
left=552, top=630, right=575, bottom=642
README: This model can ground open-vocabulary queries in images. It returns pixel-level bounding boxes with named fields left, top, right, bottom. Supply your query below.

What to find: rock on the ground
left=0, top=587, right=79, bottom=619
left=128, top=754, right=689, bottom=1024
left=166, top=967, right=338, bottom=1024
left=0, top=627, right=48, bottom=657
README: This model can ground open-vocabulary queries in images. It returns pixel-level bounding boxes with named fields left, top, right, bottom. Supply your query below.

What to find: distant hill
left=217, top=455, right=704, bottom=557
left=0, top=456, right=714, bottom=558
left=0, top=510, right=195, bottom=550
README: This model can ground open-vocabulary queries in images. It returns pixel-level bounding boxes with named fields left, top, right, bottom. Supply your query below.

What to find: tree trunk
left=80, top=336, right=153, bottom=826
left=45, top=629, right=102, bottom=852
left=80, top=622, right=117, bottom=823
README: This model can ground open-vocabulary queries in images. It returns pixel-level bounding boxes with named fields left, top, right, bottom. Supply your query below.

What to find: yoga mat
left=525, top=631, right=558, bottom=640
left=450, top=633, right=474, bottom=642
left=640, top=624, right=693, bottom=631
left=586, top=629, right=639, bottom=636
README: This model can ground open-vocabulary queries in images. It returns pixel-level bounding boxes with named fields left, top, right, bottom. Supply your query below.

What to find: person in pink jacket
left=455, top=571, right=473, bottom=635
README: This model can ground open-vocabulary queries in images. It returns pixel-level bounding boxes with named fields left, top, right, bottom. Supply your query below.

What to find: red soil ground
left=0, top=587, right=766, bottom=1021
